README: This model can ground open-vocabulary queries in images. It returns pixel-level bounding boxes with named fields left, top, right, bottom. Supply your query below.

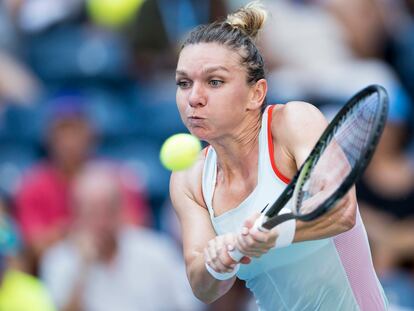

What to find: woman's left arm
left=276, top=101, right=357, bottom=242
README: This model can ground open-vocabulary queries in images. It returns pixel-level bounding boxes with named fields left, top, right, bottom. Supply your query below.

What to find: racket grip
left=205, top=262, right=240, bottom=280
left=228, top=248, right=244, bottom=261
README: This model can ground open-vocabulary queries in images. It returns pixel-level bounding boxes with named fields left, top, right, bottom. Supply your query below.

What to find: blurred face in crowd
left=48, top=116, right=93, bottom=170
left=72, top=168, right=122, bottom=254
left=176, top=43, right=260, bottom=141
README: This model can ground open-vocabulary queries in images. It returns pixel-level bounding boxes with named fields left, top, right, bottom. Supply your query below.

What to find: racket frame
left=261, top=84, right=388, bottom=230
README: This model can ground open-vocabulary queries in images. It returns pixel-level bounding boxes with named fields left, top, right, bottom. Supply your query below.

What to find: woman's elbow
left=341, top=213, right=356, bottom=231
left=188, top=271, right=233, bottom=304
left=188, top=272, right=221, bottom=304
left=339, top=202, right=357, bottom=232
left=192, top=289, right=219, bottom=304
left=190, top=278, right=229, bottom=304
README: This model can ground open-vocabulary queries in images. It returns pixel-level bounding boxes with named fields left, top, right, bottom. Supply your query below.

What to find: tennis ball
left=87, top=0, right=145, bottom=28
left=0, top=270, right=55, bottom=311
left=160, top=134, right=202, bottom=171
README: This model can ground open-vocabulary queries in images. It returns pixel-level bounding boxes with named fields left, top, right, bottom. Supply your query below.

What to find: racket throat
left=262, top=212, right=295, bottom=230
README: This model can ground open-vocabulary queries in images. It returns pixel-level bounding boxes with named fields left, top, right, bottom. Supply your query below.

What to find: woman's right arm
left=169, top=165, right=237, bottom=304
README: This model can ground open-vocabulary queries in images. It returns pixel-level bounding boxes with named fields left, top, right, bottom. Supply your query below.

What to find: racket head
left=291, top=84, right=388, bottom=221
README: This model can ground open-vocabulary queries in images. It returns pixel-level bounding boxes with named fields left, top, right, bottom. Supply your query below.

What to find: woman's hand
left=235, top=212, right=279, bottom=258
left=204, top=233, right=251, bottom=274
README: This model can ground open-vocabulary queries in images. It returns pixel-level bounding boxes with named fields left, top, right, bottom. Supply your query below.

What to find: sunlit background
left=0, top=0, right=413, bottom=310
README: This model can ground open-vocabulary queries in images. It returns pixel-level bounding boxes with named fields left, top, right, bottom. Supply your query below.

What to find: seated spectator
left=15, top=95, right=150, bottom=269
left=40, top=162, right=200, bottom=311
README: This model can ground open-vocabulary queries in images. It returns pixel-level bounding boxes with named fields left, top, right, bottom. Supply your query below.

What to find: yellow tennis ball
left=160, top=134, right=202, bottom=171
left=0, top=270, right=56, bottom=311
left=87, top=0, right=145, bottom=28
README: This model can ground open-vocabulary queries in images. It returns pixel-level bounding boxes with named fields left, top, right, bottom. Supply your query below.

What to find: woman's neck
left=210, top=114, right=262, bottom=183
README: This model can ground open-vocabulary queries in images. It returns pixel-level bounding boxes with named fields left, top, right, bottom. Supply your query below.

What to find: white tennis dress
left=202, top=105, right=388, bottom=311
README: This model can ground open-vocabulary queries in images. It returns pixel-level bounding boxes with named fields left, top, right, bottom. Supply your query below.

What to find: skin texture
left=170, top=42, right=357, bottom=303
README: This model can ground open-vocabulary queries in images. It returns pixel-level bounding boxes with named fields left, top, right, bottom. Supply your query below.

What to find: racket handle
left=205, top=262, right=240, bottom=280
left=228, top=248, right=244, bottom=261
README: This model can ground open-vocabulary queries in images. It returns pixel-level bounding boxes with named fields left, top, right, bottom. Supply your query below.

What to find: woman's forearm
left=293, top=197, right=357, bottom=243
left=186, top=251, right=236, bottom=304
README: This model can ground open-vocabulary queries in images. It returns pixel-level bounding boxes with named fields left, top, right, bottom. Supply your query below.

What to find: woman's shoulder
left=269, top=101, right=329, bottom=161
left=271, top=101, right=321, bottom=122
left=270, top=101, right=326, bottom=136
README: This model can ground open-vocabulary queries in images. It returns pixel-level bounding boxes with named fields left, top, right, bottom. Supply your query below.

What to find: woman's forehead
left=177, top=43, right=242, bottom=73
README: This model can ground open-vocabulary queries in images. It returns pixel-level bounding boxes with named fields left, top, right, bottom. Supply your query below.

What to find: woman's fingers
left=205, top=235, right=238, bottom=273
left=236, top=227, right=278, bottom=257
left=242, top=212, right=261, bottom=230
left=205, top=214, right=281, bottom=272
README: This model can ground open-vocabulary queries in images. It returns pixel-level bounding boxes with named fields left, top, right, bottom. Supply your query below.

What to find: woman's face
left=176, top=43, right=254, bottom=141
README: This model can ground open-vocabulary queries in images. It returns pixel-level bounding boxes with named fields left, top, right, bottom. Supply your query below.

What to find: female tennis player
left=170, top=2, right=388, bottom=310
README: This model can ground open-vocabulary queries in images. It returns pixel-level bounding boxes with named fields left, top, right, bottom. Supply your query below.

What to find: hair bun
left=226, top=1, right=268, bottom=39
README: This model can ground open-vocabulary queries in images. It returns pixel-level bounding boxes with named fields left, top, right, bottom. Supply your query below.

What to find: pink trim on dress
left=333, top=213, right=386, bottom=310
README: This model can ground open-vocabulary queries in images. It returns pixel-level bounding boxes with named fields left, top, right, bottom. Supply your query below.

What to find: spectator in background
left=15, top=95, right=150, bottom=270
left=0, top=196, right=56, bottom=311
left=15, top=96, right=95, bottom=265
left=41, top=162, right=200, bottom=311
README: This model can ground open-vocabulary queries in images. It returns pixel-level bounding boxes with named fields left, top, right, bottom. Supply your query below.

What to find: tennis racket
left=206, top=84, right=389, bottom=280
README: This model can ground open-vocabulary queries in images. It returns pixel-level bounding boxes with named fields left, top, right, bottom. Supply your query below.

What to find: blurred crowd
left=0, top=0, right=413, bottom=310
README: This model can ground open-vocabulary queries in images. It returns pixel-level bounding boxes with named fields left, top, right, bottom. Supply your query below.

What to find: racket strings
left=297, top=92, right=381, bottom=214
left=335, top=93, right=379, bottom=165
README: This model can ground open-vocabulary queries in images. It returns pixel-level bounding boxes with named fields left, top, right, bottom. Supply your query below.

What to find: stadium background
left=0, top=0, right=413, bottom=310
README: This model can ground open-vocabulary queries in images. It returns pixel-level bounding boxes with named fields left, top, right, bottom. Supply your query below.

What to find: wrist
left=274, top=207, right=296, bottom=248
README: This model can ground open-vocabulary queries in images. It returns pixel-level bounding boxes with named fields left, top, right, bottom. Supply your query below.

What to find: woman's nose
left=188, top=83, right=206, bottom=107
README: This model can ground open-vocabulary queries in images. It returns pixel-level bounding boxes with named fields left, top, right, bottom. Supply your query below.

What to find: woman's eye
left=209, top=80, right=223, bottom=87
left=177, top=80, right=191, bottom=89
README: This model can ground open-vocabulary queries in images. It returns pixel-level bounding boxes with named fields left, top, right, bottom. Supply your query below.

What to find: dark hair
left=181, top=2, right=268, bottom=110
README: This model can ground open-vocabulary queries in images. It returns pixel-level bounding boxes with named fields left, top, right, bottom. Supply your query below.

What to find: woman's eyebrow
left=176, top=66, right=230, bottom=77
left=175, top=70, right=188, bottom=77
left=202, top=66, right=230, bottom=74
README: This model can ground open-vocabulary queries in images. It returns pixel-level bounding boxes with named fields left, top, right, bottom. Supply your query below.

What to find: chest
left=212, top=176, right=257, bottom=217
left=210, top=173, right=287, bottom=235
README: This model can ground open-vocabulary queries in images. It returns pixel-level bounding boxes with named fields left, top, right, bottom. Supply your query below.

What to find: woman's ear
left=247, top=79, right=267, bottom=110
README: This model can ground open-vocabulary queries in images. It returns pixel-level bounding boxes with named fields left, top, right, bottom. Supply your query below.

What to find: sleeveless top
left=202, top=105, right=388, bottom=311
